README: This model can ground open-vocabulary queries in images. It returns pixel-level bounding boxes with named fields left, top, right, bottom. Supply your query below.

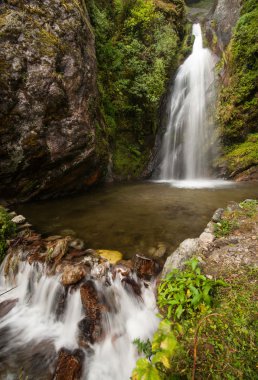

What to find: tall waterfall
left=159, top=23, right=217, bottom=182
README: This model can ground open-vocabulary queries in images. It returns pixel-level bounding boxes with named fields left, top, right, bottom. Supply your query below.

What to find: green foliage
left=158, top=258, right=226, bottom=320
left=239, top=199, right=258, bottom=217
left=133, top=338, right=152, bottom=359
left=88, top=0, right=185, bottom=178
left=223, top=133, right=258, bottom=173
left=132, top=320, right=179, bottom=380
left=214, top=219, right=238, bottom=238
left=132, top=260, right=226, bottom=379
left=175, top=267, right=258, bottom=379
left=217, top=0, right=258, bottom=174
left=0, top=207, right=16, bottom=263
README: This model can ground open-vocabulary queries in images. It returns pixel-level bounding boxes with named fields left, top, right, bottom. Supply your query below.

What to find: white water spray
left=0, top=258, right=158, bottom=379
left=159, top=23, right=217, bottom=182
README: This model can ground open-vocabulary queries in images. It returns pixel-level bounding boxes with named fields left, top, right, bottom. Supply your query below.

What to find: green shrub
left=158, top=258, right=226, bottom=320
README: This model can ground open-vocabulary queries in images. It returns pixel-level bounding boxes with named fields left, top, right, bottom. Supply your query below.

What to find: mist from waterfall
left=158, top=23, right=217, bottom=182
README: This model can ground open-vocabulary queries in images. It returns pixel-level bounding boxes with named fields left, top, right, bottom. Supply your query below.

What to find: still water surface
left=18, top=181, right=258, bottom=259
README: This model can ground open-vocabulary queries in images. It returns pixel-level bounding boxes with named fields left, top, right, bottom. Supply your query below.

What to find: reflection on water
left=17, top=182, right=258, bottom=259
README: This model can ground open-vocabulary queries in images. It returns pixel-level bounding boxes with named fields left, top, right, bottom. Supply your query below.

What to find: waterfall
left=0, top=257, right=158, bottom=379
left=158, top=23, right=217, bottom=182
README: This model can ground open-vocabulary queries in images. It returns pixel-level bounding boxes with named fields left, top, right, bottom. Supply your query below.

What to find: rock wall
left=209, top=0, right=242, bottom=52
left=0, top=0, right=108, bottom=202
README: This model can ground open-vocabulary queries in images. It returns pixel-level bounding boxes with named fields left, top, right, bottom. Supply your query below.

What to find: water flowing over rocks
left=0, top=208, right=159, bottom=379
left=0, top=0, right=108, bottom=202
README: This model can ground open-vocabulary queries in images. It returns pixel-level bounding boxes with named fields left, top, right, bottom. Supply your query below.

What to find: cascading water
left=158, top=23, right=217, bottom=183
left=0, top=256, right=158, bottom=379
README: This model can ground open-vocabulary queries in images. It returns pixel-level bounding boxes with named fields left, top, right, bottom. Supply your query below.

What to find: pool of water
left=17, top=181, right=258, bottom=259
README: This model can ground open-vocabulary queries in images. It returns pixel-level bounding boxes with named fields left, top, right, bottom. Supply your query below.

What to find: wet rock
left=45, top=236, right=62, bottom=242
left=11, top=215, right=26, bottom=224
left=212, top=208, right=224, bottom=223
left=112, top=264, right=131, bottom=279
left=133, top=254, right=160, bottom=280
left=0, top=299, right=18, bottom=318
left=53, top=348, right=84, bottom=380
left=90, top=262, right=110, bottom=279
left=121, top=277, right=142, bottom=297
left=148, top=242, right=167, bottom=259
left=96, top=249, right=123, bottom=264
left=48, top=237, right=70, bottom=260
left=79, top=281, right=105, bottom=343
left=78, top=316, right=103, bottom=345
left=162, top=238, right=199, bottom=277
left=17, top=223, right=32, bottom=231
left=117, top=259, right=133, bottom=270
left=80, top=281, right=102, bottom=319
left=69, top=239, right=84, bottom=251
left=61, top=264, right=86, bottom=286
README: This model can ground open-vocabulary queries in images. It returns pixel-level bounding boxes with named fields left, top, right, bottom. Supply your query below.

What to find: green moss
left=88, top=0, right=186, bottom=178
left=113, top=137, right=149, bottom=178
left=0, top=207, right=16, bottom=263
left=217, top=0, right=258, bottom=167
left=223, top=133, right=258, bottom=173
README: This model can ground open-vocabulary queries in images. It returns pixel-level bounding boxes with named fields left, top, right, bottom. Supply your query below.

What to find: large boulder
left=0, top=0, right=108, bottom=201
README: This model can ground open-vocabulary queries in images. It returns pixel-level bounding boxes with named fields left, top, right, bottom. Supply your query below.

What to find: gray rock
left=199, top=232, right=215, bottom=248
left=0, top=1, right=108, bottom=201
left=11, top=215, right=26, bottom=224
left=162, top=238, right=199, bottom=277
left=212, top=208, right=224, bottom=223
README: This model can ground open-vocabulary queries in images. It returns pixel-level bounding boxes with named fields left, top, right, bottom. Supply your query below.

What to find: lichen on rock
left=0, top=0, right=109, bottom=201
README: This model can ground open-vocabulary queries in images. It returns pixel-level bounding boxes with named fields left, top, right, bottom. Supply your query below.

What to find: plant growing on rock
left=158, top=258, right=226, bottom=320
left=0, top=207, right=16, bottom=263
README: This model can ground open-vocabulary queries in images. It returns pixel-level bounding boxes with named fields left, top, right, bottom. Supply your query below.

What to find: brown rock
left=133, top=254, right=160, bottom=280
left=53, top=348, right=84, bottom=380
left=61, top=265, right=86, bottom=286
left=0, top=299, right=18, bottom=318
left=79, top=281, right=105, bottom=344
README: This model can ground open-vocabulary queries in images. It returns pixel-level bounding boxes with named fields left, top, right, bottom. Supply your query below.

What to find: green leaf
left=132, top=358, right=162, bottom=380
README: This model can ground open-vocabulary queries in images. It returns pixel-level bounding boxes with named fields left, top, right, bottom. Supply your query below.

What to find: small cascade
left=158, top=23, right=217, bottom=182
left=0, top=255, right=159, bottom=379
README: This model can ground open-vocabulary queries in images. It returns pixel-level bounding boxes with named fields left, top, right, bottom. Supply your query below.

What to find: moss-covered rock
left=216, top=0, right=258, bottom=178
left=0, top=0, right=109, bottom=201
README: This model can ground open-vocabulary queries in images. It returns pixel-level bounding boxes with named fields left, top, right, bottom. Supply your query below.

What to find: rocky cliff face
left=0, top=0, right=108, bottom=202
left=210, top=0, right=241, bottom=52
left=212, top=0, right=258, bottom=179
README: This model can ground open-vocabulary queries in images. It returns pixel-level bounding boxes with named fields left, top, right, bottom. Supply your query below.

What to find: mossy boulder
left=0, top=0, right=109, bottom=201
